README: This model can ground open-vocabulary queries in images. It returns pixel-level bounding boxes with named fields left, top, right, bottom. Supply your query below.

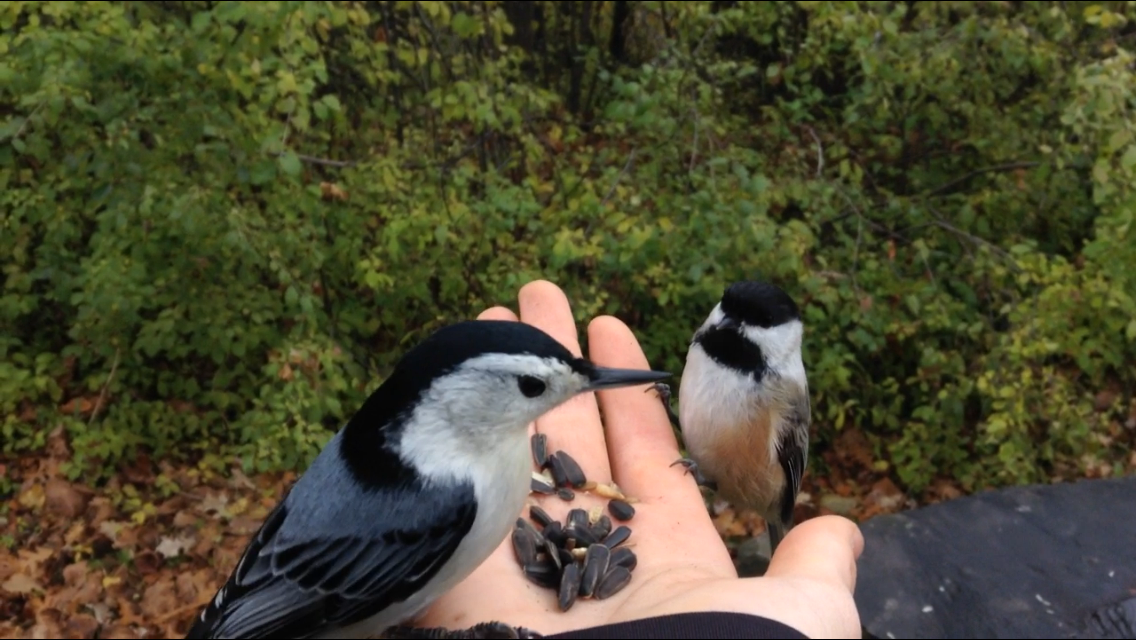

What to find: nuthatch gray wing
left=656, top=281, right=810, bottom=553
left=186, top=320, right=670, bottom=639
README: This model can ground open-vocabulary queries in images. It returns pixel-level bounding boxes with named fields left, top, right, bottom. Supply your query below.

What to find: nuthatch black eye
left=186, top=320, right=670, bottom=639
left=656, top=281, right=810, bottom=554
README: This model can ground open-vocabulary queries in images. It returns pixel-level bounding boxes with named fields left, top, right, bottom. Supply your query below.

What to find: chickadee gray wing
left=187, top=480, right=477, bottom=639
left=776, top=390, right=811, bottom=528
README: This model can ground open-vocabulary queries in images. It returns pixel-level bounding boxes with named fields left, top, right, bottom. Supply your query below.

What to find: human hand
left=415, top=280, right=864, bottom=639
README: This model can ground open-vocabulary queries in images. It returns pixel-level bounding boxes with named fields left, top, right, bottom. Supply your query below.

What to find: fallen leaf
left=64, top=612, right=100, bottom=639
left=133, top=550, right=162, bottom=575
left=31, top=606, right=66, bottom=639
left=140, top=579, right=178, bottom=618
left=86, top=602, right=112, bottom=625
left=156, top=535, right=195, bottom=559
left=228, top=466, right=257, bottom=491
left=228, top=515, right=261, bottom=536
left=199, top=493, right=230, bottom=519
left=1094, top=389, right=1119, bottom=411
left=60, top=396, right=95, bottom=416
left=99, top=624, right=139, bottom=639
left=122, top=452, right=154, bottom=485
left=866, top=477, right=905, bottom=512
left=97, top=521, right=129, bottom=546
left=319, top=181, right=349, bottom=201
left=172, top=510, right=198, bottom=528
left=3, top=573, right=41, bottom=594
left=19, top=482, right=46, bottom=510
left=45, top=478, right=90, bottom=518
left=46, top=426, right=71, bottom=459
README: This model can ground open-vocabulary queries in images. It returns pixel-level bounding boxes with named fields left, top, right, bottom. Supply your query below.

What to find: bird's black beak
left=716, top=316, right=740, bottom=332
left=583, top=366, right=672, bottom=392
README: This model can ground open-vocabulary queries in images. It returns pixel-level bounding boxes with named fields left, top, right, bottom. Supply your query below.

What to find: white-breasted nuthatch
left=656, top=281, right=810, bottom=553
left=186, top=320, right=670, bottom=639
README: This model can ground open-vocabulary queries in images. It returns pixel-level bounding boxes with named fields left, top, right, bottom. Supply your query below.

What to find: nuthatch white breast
left=656, top=281, right=810, bottom=553
left=186, top=320, right=670, bottom=639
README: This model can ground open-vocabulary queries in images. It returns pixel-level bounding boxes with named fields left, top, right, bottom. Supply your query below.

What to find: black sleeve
left=544, top=611, right=809, bottom=639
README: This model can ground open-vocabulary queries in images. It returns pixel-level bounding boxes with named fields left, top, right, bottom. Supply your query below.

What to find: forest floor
left=1, top=425, right=1122, bottom=639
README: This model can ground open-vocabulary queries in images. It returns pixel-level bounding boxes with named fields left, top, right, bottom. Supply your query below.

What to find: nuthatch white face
left=186, top=320, right=670, bottom=639
left=657, top=281, right=810, bottom=553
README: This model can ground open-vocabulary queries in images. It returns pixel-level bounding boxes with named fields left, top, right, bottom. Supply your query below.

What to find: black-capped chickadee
left=186, top=320, right=671, bottom=639
left=657, top=281, right=810, bottom=553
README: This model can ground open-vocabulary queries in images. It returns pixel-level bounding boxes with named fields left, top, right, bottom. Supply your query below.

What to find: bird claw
left=649, top=382, right=682, bottom=430
left=669, top=457, right=717, bottom=492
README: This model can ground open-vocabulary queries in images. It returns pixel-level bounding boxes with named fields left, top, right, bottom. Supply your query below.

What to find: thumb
left=764, top=515, right=864, bottom=594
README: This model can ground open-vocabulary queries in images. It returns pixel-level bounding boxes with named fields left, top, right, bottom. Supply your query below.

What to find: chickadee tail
left=767, top=521, right=787, bottom=553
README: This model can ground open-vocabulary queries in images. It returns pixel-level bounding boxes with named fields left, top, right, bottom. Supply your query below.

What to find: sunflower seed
left=529, top=505, right=554, bottom=528
left=608, top=499, right=635, bottom=522
left=515, top=518, right=546, bottom=547
left=543, top=521, right=565, bottom=546
left=570, top=547, right=588, bottom=561
left=556, top=487, right=575, bottom=501
left=602, top=525, right=631, bottom=549
left=587, top=506, right=604, bottom=524
left=547, top=454, right=570, bottom=487
left=566, top=523, right=598, bottom=547
left=591, top=514, right=612, bottom=540
left=523, top=559, right=560, bottom=589
left=566, top=508, right=588, bottom=530
left=610, top=547, right=637, bottom=571
left=579, top=544, right=611, bottom=598
left=555, top=451, right=588, bottom=488
left=512, top=527, right=538, bottom=566
left=557, top=547, right=574, bottom=567
left=594, top=566, right=632, bottom=600
left=531, top=433, right=548, bottom=468
left=544, top=536, right=562, bottom=570
left=530, top=477, right=555, bottom=495
left=558, top=563, right=581, bottom=612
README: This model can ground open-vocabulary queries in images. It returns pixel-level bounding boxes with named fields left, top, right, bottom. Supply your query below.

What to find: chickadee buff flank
left=186, top=320, right=670, bottom=639
left=659, top=281, right=810, bottom=553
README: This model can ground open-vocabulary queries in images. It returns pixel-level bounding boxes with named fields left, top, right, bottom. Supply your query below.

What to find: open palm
left=413, top=281, right=864, bottom=639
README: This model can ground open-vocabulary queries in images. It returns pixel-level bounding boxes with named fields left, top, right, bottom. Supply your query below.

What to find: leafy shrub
left=2, top=1, right=1133, bottom=495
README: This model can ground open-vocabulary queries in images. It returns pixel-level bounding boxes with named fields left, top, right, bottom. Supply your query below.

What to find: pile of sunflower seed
left=515, top=433, right=639, bottom=612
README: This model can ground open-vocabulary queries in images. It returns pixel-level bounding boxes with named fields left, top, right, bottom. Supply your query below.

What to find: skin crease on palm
left=414, top=280, right=866, bottom=639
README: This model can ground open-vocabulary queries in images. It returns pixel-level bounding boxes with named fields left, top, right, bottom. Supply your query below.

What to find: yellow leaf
left=278, top=71, right=298, bottom=93
left=102, top=575, right=123, bottom=589
left=18, top=483, right=45, bottom=510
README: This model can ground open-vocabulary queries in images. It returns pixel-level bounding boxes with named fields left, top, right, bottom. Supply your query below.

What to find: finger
left=477, top=306, right=519, bottom=322
left=586, top=315, right=698, bottom=502
left=764, top=515, right=864, bottom=593
left=517, top=281, right=612, bottom=486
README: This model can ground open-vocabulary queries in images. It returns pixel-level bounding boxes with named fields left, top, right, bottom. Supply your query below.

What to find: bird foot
left=670, top=457, right=717, bottom=492
left=381, top=622, right=544, bottom=639
left=648, top=382, right=682, bottom=430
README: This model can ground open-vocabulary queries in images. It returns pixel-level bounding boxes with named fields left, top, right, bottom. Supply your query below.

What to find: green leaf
left=278, top=152, right=302, bottom=177
left=1120, top=145, right=1136, bottom=172
left=191, top=11, right=211, bottom=34
left=451, top=12, right=480, bottom=38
